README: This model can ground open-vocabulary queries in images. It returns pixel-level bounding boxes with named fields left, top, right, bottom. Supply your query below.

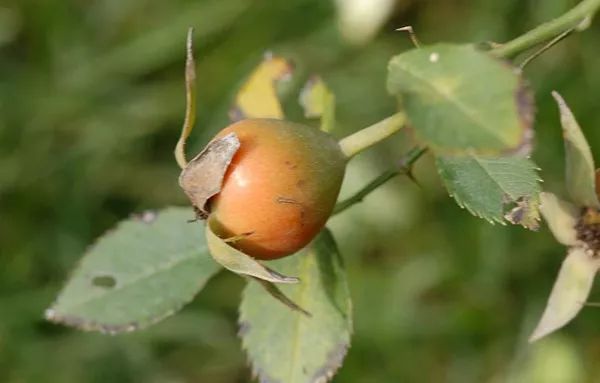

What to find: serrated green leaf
left=45, top=207, right=221, bottom=333
left=552, top=91, right=599, bottom=208
left=436, top=154, right=541, bottom=228
left=205, top=217, right=299, bottom=284
left=239, top=229, right=352, bottom=383
left=387, top=44, right=533, bottom=155
left=530, top=247, right=600, bottom=342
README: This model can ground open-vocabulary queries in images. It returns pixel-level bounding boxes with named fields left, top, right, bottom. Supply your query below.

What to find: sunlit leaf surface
left=46, top=207, right=220, bottom=333
left=387, top=44, right=533, bottom=155
left=239, top=230, right=352, bottom=383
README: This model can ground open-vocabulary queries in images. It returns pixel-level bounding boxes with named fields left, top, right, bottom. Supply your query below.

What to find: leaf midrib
left=471, top=156, right=535, bottom=201
left=392, top=58, right=512, bottom=146
left=287, top=252, right=313, bottom=383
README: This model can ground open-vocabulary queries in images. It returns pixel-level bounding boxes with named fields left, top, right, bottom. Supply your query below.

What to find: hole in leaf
left=92, top=275, right=117, bottom=288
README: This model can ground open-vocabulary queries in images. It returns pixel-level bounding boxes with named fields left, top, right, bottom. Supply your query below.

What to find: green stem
left=333, top=147, right=427, bottom=215
left=491, top=0, right=600, bottom=58
left=338, top=112, right=406, bottom=159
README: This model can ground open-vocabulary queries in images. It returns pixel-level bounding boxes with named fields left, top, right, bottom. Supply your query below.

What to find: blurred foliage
left=2, top=0, right=600, bottom=382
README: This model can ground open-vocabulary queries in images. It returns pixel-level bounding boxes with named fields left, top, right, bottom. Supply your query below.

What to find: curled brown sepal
left=175, top=28, right=198, bottom=169
left=178, top=133, right=240, bottom=219
left=205, top=217, right=299, bottom=284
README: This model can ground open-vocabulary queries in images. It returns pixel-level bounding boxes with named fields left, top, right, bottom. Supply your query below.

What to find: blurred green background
left=2, top=0, right=600, bottom=382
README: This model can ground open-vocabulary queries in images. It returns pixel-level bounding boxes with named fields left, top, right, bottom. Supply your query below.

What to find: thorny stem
left=491, top=0, right=600, bottom=58
left=333, top=147, right=427, bottom=215
left=338, top=112, right=406, bottom=159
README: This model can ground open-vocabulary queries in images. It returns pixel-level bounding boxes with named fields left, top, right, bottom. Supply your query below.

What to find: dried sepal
left=552, top=91, right=599, bottom=208
left=205, top=217, right=299, bottom=283
left=251, top=277, right=311, bottom=316
left=178, top=133, right=240, bottom=218
left=175, top=28, right=198, bottom=169
left=539, top=192, right=579, bottom=246
left=529, top=247, right=600, bottom=342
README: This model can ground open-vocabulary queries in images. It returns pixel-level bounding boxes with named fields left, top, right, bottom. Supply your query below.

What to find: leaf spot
left=91, top=274, right=117, bottom=289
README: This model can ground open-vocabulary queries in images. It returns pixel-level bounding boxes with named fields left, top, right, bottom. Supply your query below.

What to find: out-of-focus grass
left=2, top=0, right=600, bottom=382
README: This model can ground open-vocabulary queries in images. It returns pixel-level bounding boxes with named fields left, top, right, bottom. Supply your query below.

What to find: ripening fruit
left=208, top=119, right=346, bottom=260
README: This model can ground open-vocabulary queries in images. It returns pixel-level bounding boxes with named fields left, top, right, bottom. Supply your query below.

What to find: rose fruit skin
left=209, top=119, right=346, bottom=260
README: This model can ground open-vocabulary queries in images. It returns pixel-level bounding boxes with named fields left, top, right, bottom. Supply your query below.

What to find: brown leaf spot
left=504, top=196, right=540, bottom=231
left=512, top=79, right=535, bottom=156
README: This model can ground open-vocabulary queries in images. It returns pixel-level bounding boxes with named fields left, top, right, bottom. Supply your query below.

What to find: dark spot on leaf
left=504, top=196, right=540, bottom=231
left=92, top=275, right=117, bottom=288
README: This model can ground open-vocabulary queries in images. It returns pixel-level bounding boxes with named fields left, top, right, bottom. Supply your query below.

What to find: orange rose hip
left=209, top=119, right=346, bottom=260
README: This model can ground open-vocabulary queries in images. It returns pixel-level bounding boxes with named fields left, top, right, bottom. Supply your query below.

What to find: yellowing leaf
left=529, top=247, right=600, bottom=342
left=230, top=54, right=293, bottom=121
left=299, top=75, right=336, bottom=132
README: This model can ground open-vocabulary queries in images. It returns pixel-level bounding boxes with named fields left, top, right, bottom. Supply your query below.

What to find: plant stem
left=338, top=112, right=406, bottom=159
left=333, top=147, right=427, bottom=215
left=491, top=0, right=600, bottom=58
